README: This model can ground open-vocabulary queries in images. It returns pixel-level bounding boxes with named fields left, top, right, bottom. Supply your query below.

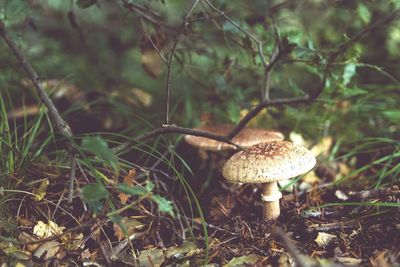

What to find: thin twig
left=227, top=9, right=400, bottom=139
left=164, top=0, right=201, bottom=124
left=203, top=0, right=268, bottom=67
left=68, top=154, right=78, bottom=204
left=113, top=124, right=244, bottom=153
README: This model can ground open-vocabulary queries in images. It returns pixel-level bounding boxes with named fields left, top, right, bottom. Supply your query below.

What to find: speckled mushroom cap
left=184, top=124, right=284, bottom=151
left=222, top=141, right=316, bottom=183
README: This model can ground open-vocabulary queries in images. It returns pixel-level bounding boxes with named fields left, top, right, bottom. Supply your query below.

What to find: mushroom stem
left=261, top=181, right=282, bottom=220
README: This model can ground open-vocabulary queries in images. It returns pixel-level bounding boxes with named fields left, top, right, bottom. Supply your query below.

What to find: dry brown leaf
left=17, top=217, right=34, bottom=227
left=141, top=50, right=165, bottom=78
left=90, top=225, right=102, bottom=242
left=22, top=79, right=85, bottom=102
left=119, top=169, right=136, bottom=204
left=33, top=240, right=61, bottom=261
left=113, top=217, right=145, bottom=241
left=7, top=105, right=40, bottom=119
left=18, top=231, right=39, bottom=253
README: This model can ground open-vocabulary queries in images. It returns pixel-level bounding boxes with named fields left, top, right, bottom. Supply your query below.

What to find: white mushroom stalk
left=222, top=141, right=316, bottom=221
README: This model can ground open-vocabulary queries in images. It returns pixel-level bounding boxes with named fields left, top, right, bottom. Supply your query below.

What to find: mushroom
left=222, top=141, right=316, bottom=220
left=184, top=124, right=284, bottom=151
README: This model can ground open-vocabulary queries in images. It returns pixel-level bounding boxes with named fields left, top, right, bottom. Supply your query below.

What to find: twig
left=306, top=221, right=359, bottom=233
left=113, top=124, right=244, bottom=153
left=68, top=154, right=78, bottom=204
left=203, top=0, right=268, bottom=67
left=272, top=226, right=308, bottom=267
left=165, top=37, right=179, bottom=125
left=117, top=5, right=399, bottom=155
left=164, top=0, right=201, bottom=124
left=111, top=233, right=145, bottom=260
left=0, top=20, right=80, bottom=205
left=0, top=20, right=73, bottom=140
left=227, top=9, right=400, bottom=139
left=121, top=0, right=176, bottom=31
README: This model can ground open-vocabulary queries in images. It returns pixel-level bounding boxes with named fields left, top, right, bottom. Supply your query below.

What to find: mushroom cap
left=184, top=124, right=284, bottom=151
left=222, top=141, right=316, bottom=183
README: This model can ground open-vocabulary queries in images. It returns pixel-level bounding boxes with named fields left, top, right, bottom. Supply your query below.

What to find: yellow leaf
left=302, top=170, right=320, bottom=184
left=33, top=221, right=65, bottom=239
left=311, top=136, right=333, bottom=157
left=34, top=179, right=49, bottom=202
left=289, top=132, right=310, bottom=148
left=141, top=50, right=164, bottom=78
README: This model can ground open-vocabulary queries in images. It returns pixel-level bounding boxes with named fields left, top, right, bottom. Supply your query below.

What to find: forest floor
left=1, top=149, right=399, bottom=267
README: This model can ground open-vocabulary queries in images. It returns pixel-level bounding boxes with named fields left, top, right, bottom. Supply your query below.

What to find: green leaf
left=357, top=3, right=371, bottom=24
left=118, top=183, right=148, bottom=197
left=82, top=136, right=118, bottom=170
left=152, top=195, right=174, bottom=217
left=341, top=86, right=367, bottom=97
left=145, top=181, right=155, bottom=192
left=227, top=101, right=240, bottom=123
left=342, top=63, right=357, bottom=86
left=383, top=110, right=400, bottom=123
left=82, top=183, right=109, bottom=213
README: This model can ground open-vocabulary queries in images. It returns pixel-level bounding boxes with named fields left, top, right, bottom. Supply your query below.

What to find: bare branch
left=113, top=124, right=244, bottom=154
left=227, top=9, right=400, bottom=139
left=0, top=20, right=73, bottom=140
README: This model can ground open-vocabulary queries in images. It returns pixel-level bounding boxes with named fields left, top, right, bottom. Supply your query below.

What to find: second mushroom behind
left=222, top=141, right=316, bottom=221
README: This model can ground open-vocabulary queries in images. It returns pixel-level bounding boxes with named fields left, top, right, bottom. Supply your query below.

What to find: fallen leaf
left=7, top=104, right=40, bottom=119
left=336, top=162, right=351, bottom=180
left=137, top=242, right=198, bottom=267
left=33, top=221, right=65, bottom=239
left=289, top=132, right=309, bottom=148
left=113, top=217, right=145, bottom=241
left=33, top=179, right=49, bottom=201
left=119, top=169, right=137, bottom=204
left=335, top=256, right=362, bottom=266
left=302, top=170, right=320, bottom=185
left=22, top=79, right=87, bottom=104
left=223, top=254, right=261, bottom=267
left=33, top=240, right=61, bottom=261
left=0, top=242, right=31, bottom=260
left=310, top=136, right=333, bottom=157
left=141, top=50, right=164, bottom=78
left=19, top=231, right=39, bottom=252
left=315, top=232, right=336, bottom=247
left=131, top=88, right=153, bottom=107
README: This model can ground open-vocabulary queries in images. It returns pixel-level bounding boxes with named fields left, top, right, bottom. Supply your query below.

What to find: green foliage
left=118, top=181, right=175, bottom=217
left=81, top=135, right=119, bottom=172
left=0, top=1, right=399, bottom=247
left=82, top=183, right=109, bottom=213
